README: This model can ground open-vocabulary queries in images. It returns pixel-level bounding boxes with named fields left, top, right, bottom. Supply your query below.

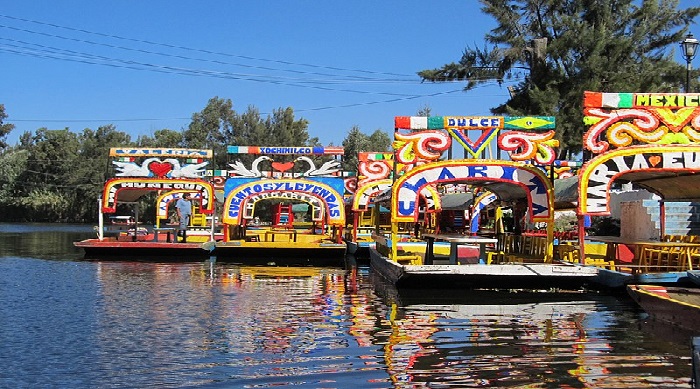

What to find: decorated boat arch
left=74, top=147, right=217, bottom=259
left=100, top=147, right=215, bottom=230
left=215, top=145, right=348, bottom=265
left=222, top=177, right=345, bottom=226
left=577, top=92, right=700, bottom=272
left=579, top=92, right=700, bottom=216
left=385, top=115, right=559, bottom=263
left=348, top=152, right=441, bottom=243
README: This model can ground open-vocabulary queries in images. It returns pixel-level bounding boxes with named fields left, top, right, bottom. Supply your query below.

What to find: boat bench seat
left=152, top=227, right=177, bottom=243
left=584, top=255, right=616, bottom=271
left=505, top=253, right=547, bottom=263
left=394, top=255, right=422, bottom=265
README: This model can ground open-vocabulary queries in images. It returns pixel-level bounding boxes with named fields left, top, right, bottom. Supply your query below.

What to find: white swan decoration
left=228, top=156, right=271, bottom=177
left=164, top=158, right=209, bottom=178
left=295, top=156, right=341, bottom=177
left=112, top=157, right=159, bottom=177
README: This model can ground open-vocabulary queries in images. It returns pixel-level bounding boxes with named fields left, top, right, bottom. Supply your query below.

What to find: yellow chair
left=558, top=244, right=579, bottom=263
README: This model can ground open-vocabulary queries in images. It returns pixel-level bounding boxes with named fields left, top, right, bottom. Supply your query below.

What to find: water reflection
left=371, top=282, right=692, bottom=388
left=0, top=224, right=696, bottom=388
left=90, top=262, right=390, bottom=387
left=0, top=223, right=93, bottom=259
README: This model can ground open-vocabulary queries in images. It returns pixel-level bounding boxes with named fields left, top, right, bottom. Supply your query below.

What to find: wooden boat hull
left=212, top=241, right=347, bottom=267
left=74, top=239, right=211, bottom=260
left=627, top=284, right=700, bottom=331
left=76, top=238, right=347, bottom=267
left=369, top=247, right=599, bottom=290
left=592, top=268, right=696, bottom=290
left=688, top=270, right=700, bottom=287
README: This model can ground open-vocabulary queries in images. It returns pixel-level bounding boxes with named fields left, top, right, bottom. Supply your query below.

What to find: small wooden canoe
left=627, top=284, right=700, bottom=331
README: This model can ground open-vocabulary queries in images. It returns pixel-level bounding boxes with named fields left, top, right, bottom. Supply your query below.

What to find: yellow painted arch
left=102, top=178, right=214, bottom=214
left=578, top=145, right=700, bottom=215
left=222, top=178, right=345, bottom=225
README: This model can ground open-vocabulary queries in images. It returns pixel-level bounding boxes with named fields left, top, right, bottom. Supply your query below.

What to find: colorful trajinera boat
left=368, top=115, right=599, bottom=290
left=74, top=147, right=217, bottom=259
left=212, top=145, right=348, bottom=266
left=343, top=152, right=477, bottom=262
left=575, top=92, right=700, bottom=288
left=627, top=284, right=700, bottom=331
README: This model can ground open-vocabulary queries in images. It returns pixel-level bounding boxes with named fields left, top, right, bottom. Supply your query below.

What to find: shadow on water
left=0, top=223, right=94, bottom=260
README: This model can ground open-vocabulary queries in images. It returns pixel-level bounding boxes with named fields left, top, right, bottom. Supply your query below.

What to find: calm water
left=0, top=223, right=697, bottom=388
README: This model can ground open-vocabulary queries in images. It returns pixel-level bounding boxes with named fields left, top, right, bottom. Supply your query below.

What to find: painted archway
left=102, top=178, right=215, bottom=214
left=222, top=178, right=345, bottom=225
left=352, top=179, right=442, bottom=212
left=240, top=191, right=325, bottom=222
left=578, top=145, right=700, bottom=215
left=391, top=160, right=554, bottom=223
left=470, top=191, right=499, bottom=234
left=156, top=190, right=204, bottom=220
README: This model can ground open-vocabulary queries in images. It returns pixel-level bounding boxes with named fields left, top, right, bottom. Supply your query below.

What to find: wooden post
left=546, top=217, right=554, bottom=263
left=660, top=199, right=666, bottom=240
left=352, top=212, right=359, bottom=242
left=577, top=214, right=586, bottom=264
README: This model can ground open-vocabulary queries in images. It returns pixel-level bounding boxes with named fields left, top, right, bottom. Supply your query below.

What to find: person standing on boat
left=175, top=193, right=192, bottom=243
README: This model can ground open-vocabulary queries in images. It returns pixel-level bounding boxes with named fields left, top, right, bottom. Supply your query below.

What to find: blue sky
left=1, top=1, right=698, bottom=148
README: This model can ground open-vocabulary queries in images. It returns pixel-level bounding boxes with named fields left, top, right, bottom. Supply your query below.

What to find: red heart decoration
left=648, top=155, right=661, bottom=167
left=148, top=161, right=173, bottom=177
left=272, top=162, right=295, bottom=172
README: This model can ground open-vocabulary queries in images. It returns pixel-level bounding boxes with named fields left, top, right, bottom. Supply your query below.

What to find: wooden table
left=587, top=236, right=700, bottom=271
left=422, top=233, right=498, bottom=265
left=265, top=229, right=298, bottom=242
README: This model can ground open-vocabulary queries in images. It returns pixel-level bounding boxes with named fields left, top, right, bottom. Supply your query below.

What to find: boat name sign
left=105, top=180, right=211, bottom=212
left=227, top=180, right=343, bottom=220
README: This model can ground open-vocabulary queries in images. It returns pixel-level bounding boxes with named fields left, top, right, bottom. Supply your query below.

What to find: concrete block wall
left=643, top=200, right=700, bottom=236
left=620, top=199, right=700, bottom=240
left=620, top=201, right=658, bottom=241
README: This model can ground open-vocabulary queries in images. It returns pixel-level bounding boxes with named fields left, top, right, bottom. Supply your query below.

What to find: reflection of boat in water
left=220, top=265, right=335, bottom=279
left=413, top=299, right=601, bottom=321
left=627, top=284, right=700, bottom=331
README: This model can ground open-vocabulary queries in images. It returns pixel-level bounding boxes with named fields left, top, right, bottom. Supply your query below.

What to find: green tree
left=137, top=129, right=183, bottom=147
left=418, top=0, right=700, bottom=157
left=0, top=104, right=15, bottom=150
left=185, top=97, right=234, bottom=168
left=341, top=126, right=392, bottom=172
left=265, top=107, right=317, bottom=146
left=73, top=125, right=133, bottom=221
left=0, top=149, right=29, bottom=220
left=15, top=128, right=81, bottom=221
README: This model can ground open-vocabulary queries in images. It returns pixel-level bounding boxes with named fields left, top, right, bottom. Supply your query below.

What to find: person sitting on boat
left=175, top=193, right=192, bottom=243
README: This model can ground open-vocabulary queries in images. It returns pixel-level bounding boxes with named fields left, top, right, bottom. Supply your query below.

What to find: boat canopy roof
left=615, top=170, right=700, bottom=201
left=440, top=192, right=474, bottom=210
left=554, top=176, right=579, bottom=210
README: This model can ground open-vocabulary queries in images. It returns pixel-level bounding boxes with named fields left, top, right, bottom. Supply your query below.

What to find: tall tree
left=418, top=0, right=700, bottom=157
left=0, top=104, right=15, bottom=150
left=0, top=149, right=29, bottom=220
left=73, top=125, right=133, bottom=221
left=185, top=97, right=234, bottom=168
left=15, top=128, right=81, bottom=221
left=137, top=129, right=183, bottom=147
left=341, top=126, right=392, bottom=172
